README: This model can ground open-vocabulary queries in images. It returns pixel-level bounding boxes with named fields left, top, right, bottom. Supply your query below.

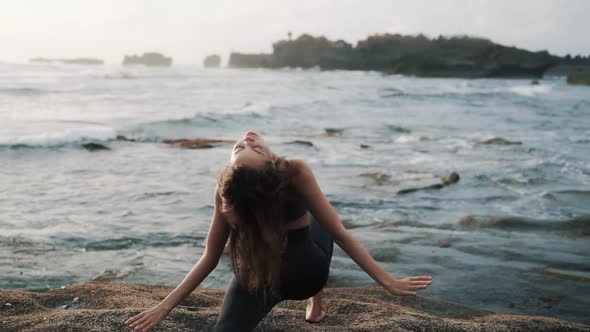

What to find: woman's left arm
left=290, top=160, right=432, bottom=296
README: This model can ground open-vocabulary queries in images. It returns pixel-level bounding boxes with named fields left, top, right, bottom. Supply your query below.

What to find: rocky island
left=29, top=57, right=104, bottom=65
left=1, top=282, right=588, bottom=331
left=203, top=54, right=221, bottom=68
left=123, top=52, right=173, bottom=67
left=229, top=33, right=562, bottom=78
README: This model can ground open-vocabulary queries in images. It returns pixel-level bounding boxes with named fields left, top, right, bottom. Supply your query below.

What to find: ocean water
left=1, top=63, right=589, bottom=323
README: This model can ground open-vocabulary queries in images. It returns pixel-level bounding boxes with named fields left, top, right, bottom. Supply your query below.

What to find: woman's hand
left=384, top=276, right=432, bottom=296
left=126, top=304, right=171, bottom=331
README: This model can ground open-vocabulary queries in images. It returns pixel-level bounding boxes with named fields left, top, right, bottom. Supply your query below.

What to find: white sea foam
left=393, top=135, right=424, bottom=144
left=509, top=84, right=552, bottom=96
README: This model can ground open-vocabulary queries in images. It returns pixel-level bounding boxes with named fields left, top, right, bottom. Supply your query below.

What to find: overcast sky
left=1, top=0, right=588, bottom=64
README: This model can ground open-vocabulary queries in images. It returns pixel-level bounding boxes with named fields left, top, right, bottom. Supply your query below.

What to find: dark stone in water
left=286, top=140, right=314, bottom=147
left=479, top=137, right=523, bottom=145
left=397, top=172, right=460, bottom=195
left=81, top=143, right=110, bottom=151
left=116, top=135, right=136, bottom=142
left=360, top=144, right=371, bottom=149
left=324, top=128, right=344, bottom=137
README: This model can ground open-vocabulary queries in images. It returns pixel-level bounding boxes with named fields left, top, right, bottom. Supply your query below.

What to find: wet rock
left=360, top=144, right=370, bottom=149
left=324, top=128, right=344, bottom=137
left=163, top=139, right=234, bottom=149
left=116, top=135, right=136, bottom=142
left=567, top=74, right=590, bottom=86
left=81, top=143, right=111, bottom=151
left=286, top=140, right=314, bottom=147
left=479, top=137, right=523, bottom=145
left=438, top=242, right=452, bottom=248
left=397, top=172, right=460, bottom=195
left=441, top=172, right=460, bottom=185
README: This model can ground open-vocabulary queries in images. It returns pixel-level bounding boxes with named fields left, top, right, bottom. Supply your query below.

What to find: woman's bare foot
left=305, top=290, right=326, bottom=323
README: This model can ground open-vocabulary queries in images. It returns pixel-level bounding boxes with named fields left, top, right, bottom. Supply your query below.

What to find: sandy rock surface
left=1, top=282, right=588, bottom=332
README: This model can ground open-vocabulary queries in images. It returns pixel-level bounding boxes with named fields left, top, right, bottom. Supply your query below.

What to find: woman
left=126, top=131, right=432, bottom=331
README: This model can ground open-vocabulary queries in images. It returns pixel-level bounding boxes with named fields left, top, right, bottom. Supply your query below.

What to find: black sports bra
left=283, top=194, right=307, bottom=222
left=275, top=156, right=307, bottom=222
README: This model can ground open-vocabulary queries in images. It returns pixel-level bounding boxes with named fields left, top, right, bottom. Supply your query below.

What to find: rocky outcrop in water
left=29, top=57, right=104, bottom=65
left=203, top=54, right=221, bottom=68
left=123, top=53, right=172, bottom=67
left=397, top=172, right=460, bottom=194
left=479, top=137, right=523, bottom=145
left=228, top=34, right=559, bottom=78
left=567, top=73, right=590, bottom=86
left=81, top=143, right=110, bottom=151
left=1, top=282, right=587, bottom=332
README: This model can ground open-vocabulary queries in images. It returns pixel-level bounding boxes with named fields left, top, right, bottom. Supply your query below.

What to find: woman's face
left=230, top=131, right=273, bottom=168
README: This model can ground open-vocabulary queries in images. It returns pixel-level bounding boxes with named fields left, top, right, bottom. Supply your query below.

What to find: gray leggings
left=213, top=216, right=333, bottom=331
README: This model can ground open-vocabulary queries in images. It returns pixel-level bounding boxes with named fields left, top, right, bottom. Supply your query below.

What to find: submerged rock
left=115, top=135, right=137, bottom=142
left=397, top=172, right=460, bottom=195
left=324, top=128, right=345, bottom=137
left=286, top=140, right=314, bottom=147
left=81, top=143, right=111, bottom=151
left=0, top=282, right=587, bottom=331
left=479, top=137, right=523, bottom=145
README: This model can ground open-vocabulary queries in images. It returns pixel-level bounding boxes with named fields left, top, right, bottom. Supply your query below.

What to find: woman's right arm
left=126, top=186, right=230, bottom=331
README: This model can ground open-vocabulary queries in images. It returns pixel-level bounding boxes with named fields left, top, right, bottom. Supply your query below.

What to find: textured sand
left=1, top=282, right=588, bottom=332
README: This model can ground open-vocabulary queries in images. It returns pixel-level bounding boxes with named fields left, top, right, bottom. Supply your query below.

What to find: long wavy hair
left=217, top=159, right=291, bottom=297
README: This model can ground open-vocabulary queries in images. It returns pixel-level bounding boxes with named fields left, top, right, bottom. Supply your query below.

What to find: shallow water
left=1, top=63, right=589, bottom=323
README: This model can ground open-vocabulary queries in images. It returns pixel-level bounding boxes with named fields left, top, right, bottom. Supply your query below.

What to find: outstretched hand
left=126, top=304, right=171, bottom=331
left=384, top=276, right=432, bottom=296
